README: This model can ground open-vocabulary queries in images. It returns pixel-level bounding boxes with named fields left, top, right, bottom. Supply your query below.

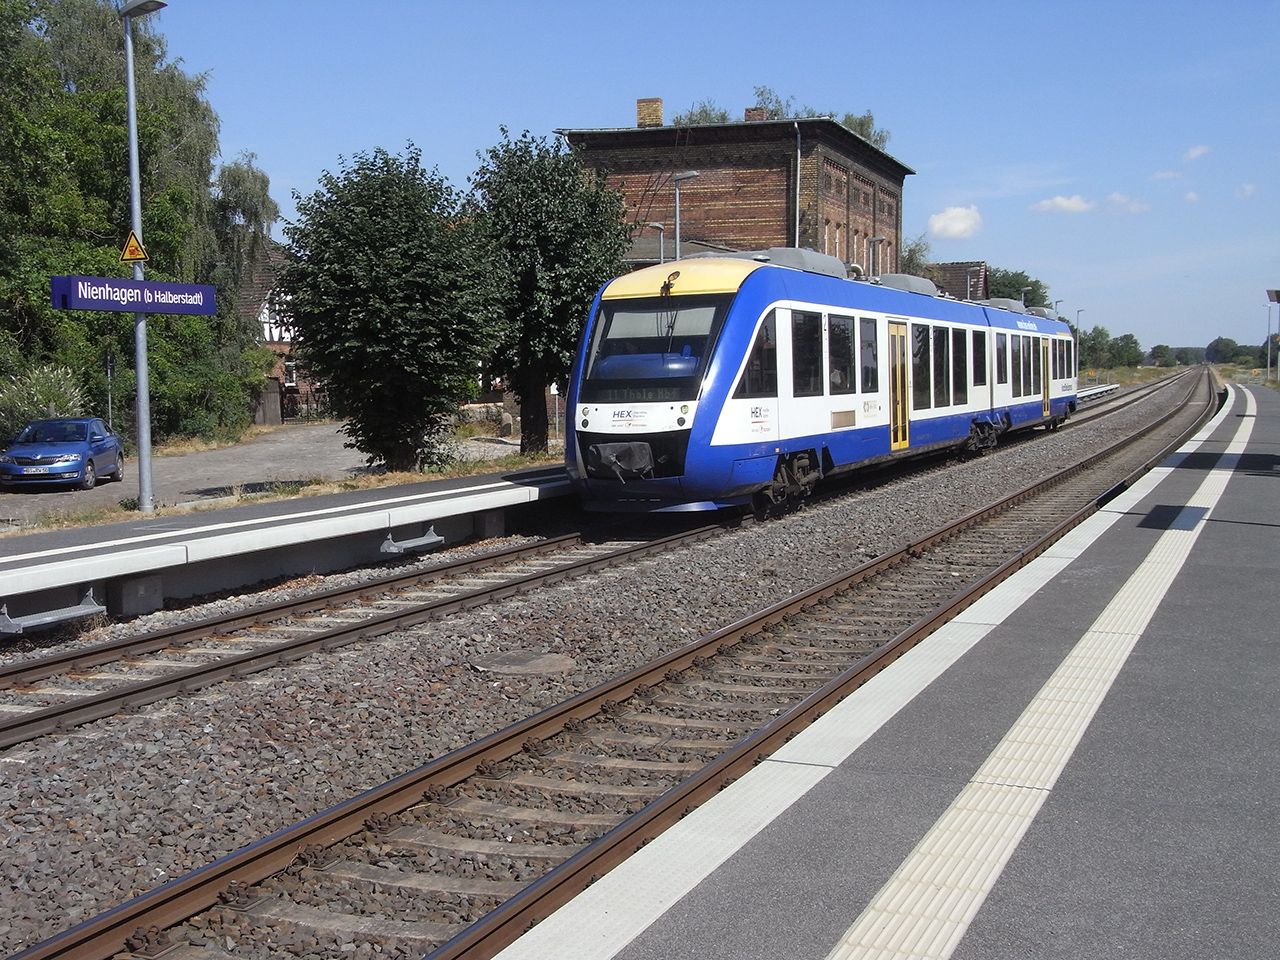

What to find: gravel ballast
left=0, top=393, right=1181, bottom=952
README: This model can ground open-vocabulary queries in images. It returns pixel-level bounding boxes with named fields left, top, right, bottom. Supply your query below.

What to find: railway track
left=12, top=369, right=1216, bottom=960
left=0, top=374, right=1188, bottom=752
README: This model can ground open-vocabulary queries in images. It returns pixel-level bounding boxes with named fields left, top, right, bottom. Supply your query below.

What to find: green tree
left=1110, top=333, right=1144, bottom=367
left=1175, top=347, right=1196, bottom=365
left=986, top=266, right=1049, bottom=308
left=0, top=0, right=275, bottom=442
left=1077, top=325, right=1113, bottom=370
left=1149, top=344, right=1172, bottom=367
left=472, top=130, right=630, bottom=454
left=280, top=145, right=500, bottom=471
left=673, top=99, right=730, bottom=125
left=1204, top=336, right=1239, bottom=363
left=899, top=232, right=932, bottom=277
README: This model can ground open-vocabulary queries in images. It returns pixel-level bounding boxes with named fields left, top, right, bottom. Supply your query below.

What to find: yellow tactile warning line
left=824, top=392, right=1256, bottom=960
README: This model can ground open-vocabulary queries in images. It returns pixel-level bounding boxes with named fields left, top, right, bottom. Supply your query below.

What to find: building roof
left=556, top=116, right=915, bottom=182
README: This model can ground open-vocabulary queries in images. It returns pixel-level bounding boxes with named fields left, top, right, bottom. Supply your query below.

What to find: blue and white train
left=565, top=248, right=1077, bottom=512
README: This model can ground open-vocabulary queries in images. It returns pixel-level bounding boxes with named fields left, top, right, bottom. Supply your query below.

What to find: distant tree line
left=898, top=233, right=1270, bottom=374
left=0, top=0, right=278, bottom=441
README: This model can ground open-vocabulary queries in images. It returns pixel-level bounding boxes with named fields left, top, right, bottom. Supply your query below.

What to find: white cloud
left=928, top=205, right=983, bottom=239
left=1183, top=144, right=1212, bottom=162
left=1030, top=194, right=1096, bottom=213
left=1150, top=170, right=1182, bottom=180
left=1184, top=191, right=1200, bottom=203
left=1106, top=192, right=1151, bottom=213
left=1236, top=183, right=1256, bottom=198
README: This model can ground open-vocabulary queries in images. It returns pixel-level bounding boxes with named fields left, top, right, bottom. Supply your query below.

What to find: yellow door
left=889, top=321, right=909, bottom=450
left=1042, top=339, right=1051, bottom=418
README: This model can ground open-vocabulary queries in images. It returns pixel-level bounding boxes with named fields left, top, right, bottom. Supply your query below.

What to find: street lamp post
left=868, top=236, right=886, bottom=277
left=120, top=0, right=166, bottom=515
left=647, top=222, right=665, bottom=264
left=1267, top=290, right=1280, bottom=381
left=1053, top=299, right=1063, bottom=317
left=673, top=171, right=698, bottom=260
left=1020, top=286, right=1032, bottom=306
left=1076, top=309, right=1084, bottom=327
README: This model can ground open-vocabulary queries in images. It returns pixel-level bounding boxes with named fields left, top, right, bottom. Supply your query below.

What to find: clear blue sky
left=154, top=0, right=1279, bottom=354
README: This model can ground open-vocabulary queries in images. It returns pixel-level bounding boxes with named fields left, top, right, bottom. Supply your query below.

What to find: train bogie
left=567, top=250, right=1077, bottom=512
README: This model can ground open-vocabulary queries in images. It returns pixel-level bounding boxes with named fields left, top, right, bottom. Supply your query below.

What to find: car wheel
left=79, top=461, right=96, bottom=490
left=111, top=452, right=125, bottom=483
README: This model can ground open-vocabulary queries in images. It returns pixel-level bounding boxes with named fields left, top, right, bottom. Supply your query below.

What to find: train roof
left=599, top=256, right=1072, bottom=336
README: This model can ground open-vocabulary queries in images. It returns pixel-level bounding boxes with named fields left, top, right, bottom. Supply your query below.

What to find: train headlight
left=681, top=404, right=689, bottom=414
left=581, top=419, right=589, bottom=428
left=677, top=417, right=686, bottom=426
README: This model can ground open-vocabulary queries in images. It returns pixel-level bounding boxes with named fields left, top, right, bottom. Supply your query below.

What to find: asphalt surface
left=0, top=422, right=522, bottom=533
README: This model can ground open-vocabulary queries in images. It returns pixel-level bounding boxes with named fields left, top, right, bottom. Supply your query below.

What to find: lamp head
left=120, top=0, right=167, bottom=18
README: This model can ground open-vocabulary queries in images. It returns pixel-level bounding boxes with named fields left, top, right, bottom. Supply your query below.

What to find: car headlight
left=51, top=453, right=83, bottom=463
left=0, top=455, right=15, bottom=464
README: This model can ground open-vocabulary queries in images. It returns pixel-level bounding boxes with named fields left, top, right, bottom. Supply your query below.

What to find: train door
left=1041, top=338, right=1051, bottom=418
left=777, top=308, right=831, bottom=440
left=888, top=320, right=909, bottom=450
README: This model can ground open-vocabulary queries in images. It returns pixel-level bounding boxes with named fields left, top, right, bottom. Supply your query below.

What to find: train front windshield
left=580, top=294, right=733, bottom=403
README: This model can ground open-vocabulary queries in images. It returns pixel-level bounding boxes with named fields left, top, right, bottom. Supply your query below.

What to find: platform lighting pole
left=647, top=222, right=665, bottom=264
left=868, top=236, right=886, bottom=277
left=673, top=171, right=698, bottom=261
left=120, top=0, right=166, bottom=515
left=1267, top=290, right=1279, bottom=381
left=1053, top=299, right=1063, bottom=316
left=1020, top=286, right=1032, bottom=305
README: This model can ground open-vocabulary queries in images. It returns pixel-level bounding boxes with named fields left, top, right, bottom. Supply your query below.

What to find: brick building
left=927, top=261, right=988, bottom=301
left=558, top=98, right=914, bottom=273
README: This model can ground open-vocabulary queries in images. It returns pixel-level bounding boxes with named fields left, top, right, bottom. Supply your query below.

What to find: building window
left=284, top=359, right=297, bottom=387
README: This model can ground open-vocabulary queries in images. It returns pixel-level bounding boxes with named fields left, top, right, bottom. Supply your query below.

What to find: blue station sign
left=50, top=275, right=216, bottom=316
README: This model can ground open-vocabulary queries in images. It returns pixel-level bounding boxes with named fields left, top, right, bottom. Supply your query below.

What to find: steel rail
left=0, top=522, right=733, bottom=749
left=12, top=370, right=1215, bottom=960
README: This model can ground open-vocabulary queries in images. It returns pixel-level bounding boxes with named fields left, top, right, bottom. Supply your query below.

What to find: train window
left=792, top=310, right=824, bottom=397
left=996, top=333, right=1009, bottom=385
left=912, top=324, right=931, bottom=409
left=1067, top=340, right=1075, bottom=376
left=933, top=326, right=951, bottom=408
left=1052, top=340, right=1061, bottom=379
left=860, top=318, right=879, bottom=393
left=828, top=315, right=857, bottom=395
left=972, top=330, right=987, bottom=387
left=1032, top=337, right=1042, bottom=394
left=1021, top=335, right=1033, bottom=395
left=581, top=292, right=733, bottom=403
left=952, top=328, right=968, bottom=405
left=734, top=310, right=778, bottom=399
left=1010, top=336, right=1022, bottom=397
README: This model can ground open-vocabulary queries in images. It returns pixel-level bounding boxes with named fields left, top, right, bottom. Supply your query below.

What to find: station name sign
left=51, top=276, right=216, bottom=316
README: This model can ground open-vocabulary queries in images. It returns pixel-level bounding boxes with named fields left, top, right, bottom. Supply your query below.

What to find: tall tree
left=1110, top=333, right=1144, bottom=368
left=673, top=99, right=730, bottom=125
left=280, top=145, right=500, bottom=471
left=0, top=0, right=275, bottom=442
left=898, top=232, right=932, bottom=277
left=472, top=129, right=630, bottom=454
left=986, top=266, right=1049, bottom=308
left=1076, top=325, right=1113, bottom=370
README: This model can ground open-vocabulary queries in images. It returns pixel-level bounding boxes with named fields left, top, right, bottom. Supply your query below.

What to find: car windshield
left=18, top=422, right=87, bottom=443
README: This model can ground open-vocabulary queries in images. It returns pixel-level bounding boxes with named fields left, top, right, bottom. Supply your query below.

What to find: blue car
left=0, top=417, right=125, bottom=490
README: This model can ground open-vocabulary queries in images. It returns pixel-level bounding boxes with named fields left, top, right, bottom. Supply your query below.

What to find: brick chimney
left=744, top=107, right=766, bottom=122
left=637, top=98, right=663, bottom=128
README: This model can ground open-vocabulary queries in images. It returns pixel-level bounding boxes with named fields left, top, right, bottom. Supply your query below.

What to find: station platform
left=493, top=382, right=1279, bottom=960
left=0, top=465, right=569, bottom=626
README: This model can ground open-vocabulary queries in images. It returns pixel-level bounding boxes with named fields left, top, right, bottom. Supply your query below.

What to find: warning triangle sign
left=120, top=230, right=149, bottom=263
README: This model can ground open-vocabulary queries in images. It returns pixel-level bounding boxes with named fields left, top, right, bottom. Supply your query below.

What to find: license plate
left=23, top=466, right=50, bottom=474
